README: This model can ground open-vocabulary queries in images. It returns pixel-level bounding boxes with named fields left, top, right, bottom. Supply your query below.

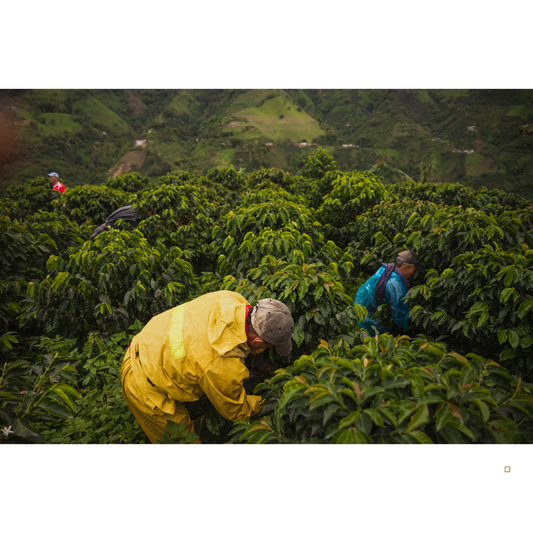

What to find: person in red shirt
left=48, top=172, right=66, bottom=193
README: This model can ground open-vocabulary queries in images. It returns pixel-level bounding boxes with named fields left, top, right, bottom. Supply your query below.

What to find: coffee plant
left=407, top=245, right=533, bottom=374
left=54, top=185, right=133, bottom=225
left=205, top=166, right=244, bottom=191
left=0, top=336, right=80, bottom=443
left=107, top=172, right=151, bottom=193
left=317, top=171, right=397, bottom=246
left=229, top=335, right=533, bottom=444
left=1, top=177, right=59, bottom=219
left=391, top=181, right=531, bottom=215
left=245, top=168, right=297, bottom=193
left=1, top=157, right=532, bottom=444
left=20, top=229, right=197, bottom=338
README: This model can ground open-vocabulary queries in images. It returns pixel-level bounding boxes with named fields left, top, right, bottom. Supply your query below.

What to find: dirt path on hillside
left=108, top=151, right=147, bottom=178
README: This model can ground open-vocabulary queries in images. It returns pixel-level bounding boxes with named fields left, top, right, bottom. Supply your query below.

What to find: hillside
left=1, top=89, right=532, bottom=196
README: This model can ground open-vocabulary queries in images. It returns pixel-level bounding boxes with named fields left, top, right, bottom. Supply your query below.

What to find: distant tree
left=369, top=156, right=387, bottom=173
left=419, top=159, right=437, bottom=184
left=298, top=146, right=338, bottom=182
left=395, top=159, right=437, bottom=183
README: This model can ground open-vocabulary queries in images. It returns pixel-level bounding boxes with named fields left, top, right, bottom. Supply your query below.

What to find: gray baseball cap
left=398, top=250, right=426, bottom=273
left=251, top=298, right=294, bottom=357
left=48, top=172, right=59, bottom=178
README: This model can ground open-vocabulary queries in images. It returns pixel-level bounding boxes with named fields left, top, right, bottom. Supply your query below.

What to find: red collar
left=245, top=304, right=252, bottom=336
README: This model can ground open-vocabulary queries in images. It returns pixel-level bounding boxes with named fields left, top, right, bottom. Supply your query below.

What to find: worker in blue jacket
left=354, top=250, right=425, bottom=335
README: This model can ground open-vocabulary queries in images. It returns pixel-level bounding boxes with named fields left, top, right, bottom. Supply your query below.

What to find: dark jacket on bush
left=90, top=205, right=139, bottom=240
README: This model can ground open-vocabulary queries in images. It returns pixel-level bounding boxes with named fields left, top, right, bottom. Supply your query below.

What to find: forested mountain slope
left=1, top=89, right=532, bottom=197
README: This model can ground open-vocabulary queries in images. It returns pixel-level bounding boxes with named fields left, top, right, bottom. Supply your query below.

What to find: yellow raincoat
left=121, top=291, right=263, bottom=443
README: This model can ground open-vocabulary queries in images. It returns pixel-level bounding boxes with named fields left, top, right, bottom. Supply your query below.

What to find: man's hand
left=250, top=353, right=271, bottom=376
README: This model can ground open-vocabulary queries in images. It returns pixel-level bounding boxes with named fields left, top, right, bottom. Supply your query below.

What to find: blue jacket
left=354, top=266, right=409, bottom=334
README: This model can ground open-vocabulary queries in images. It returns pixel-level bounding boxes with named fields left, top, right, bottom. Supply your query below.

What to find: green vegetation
left=72, top=97, right=132, bottom=134
left=506, top=104, right=533, bottom=117
left=230, top=337, right=533, bottom=444
left=2, top=89, right=532, bottom=198
left=1, top=149, right=532, bottom=444
left=225, top=93, right=324, bottom=142
left=37, top=113, right=80, bottom=135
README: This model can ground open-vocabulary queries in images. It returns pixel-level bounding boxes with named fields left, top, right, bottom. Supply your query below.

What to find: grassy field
left=72, top=97, right=131, bottom=134
left=213, top=148, right=236, bottom=167
left=37, top=113, right=80, bottom=135
left=506, top=104, right=533, bottom=118
left=166, top=91, right=200, bottom=117
left=224, top=89, right=281, bottom=116
left=234, top=95, right=324, bottom=142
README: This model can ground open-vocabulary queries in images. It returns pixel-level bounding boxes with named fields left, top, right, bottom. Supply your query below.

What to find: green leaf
left=378, top=406, right=397, bottom=428
left=332, top=428, right=355, bottom=444
left=339, top=410, right=361, bottom=429
left=497, top=329, right=509, bottom=345
left=500, top=288, right=516, bottom=304
left=492, top=416, right=520, bottom=439
left=308, top=394, right=335, bottom=410
left=452, top=420, right=476, bottom=441
left=12, top=419, right=43, bottom=443
left=205, top=412, right=220, bottom=436
left=467, top=301, right=489, bottom=317
left=520, top=334, right=533, bottom=349
left=438, top=423, right=464, bottom=444
left=471, top=399, right=490, bottom=423
left=52, top=381, right=80, bottom=397
left=407, top=430, right=433, bottom=444
left=363, top=408, right=385, bottom=427
left=459, top=367, right=476, bottom=388
left=406, top=404, right=429, bottom=431
left=504, top=267, right=516, bottom=287
left=323, top=403, right=340, bottom=425
left=166, top=420, right=185, bottom=434
left=354, top=430, right=372, bottom=444
left=0, top=333, right=19, bottom=350
left=415, top=395, right=447, bottom=407
left=477, top=311, right=489, bottom=328
left=51, top=271, right=70, bottom=290
left=314, top=283, right=324, bottom=302
left=397, top=402, right=418, bottom=424
left=184, top=432, right=199, bottom=443
left=362, top=386, right=386, bottom=402
left=518, top=299, right=533, bottom=319
left=409, top=375, right=425, bottom=398
left=39, top=398, right=74, bottom=419
left=292, top=323, right=305, bottom=347
left=49, top=387, right=75, bottom=411
left=491, top=429, right=514, bottom=444
left=435, top=404, right=453, bottom=431
left=382, top=376, right=411, bottom=390
left=298, top=279, right=309, bottom=302
left=508, top=330, right=520, bottom=350
left=277, top=383, right=305, bottom=412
